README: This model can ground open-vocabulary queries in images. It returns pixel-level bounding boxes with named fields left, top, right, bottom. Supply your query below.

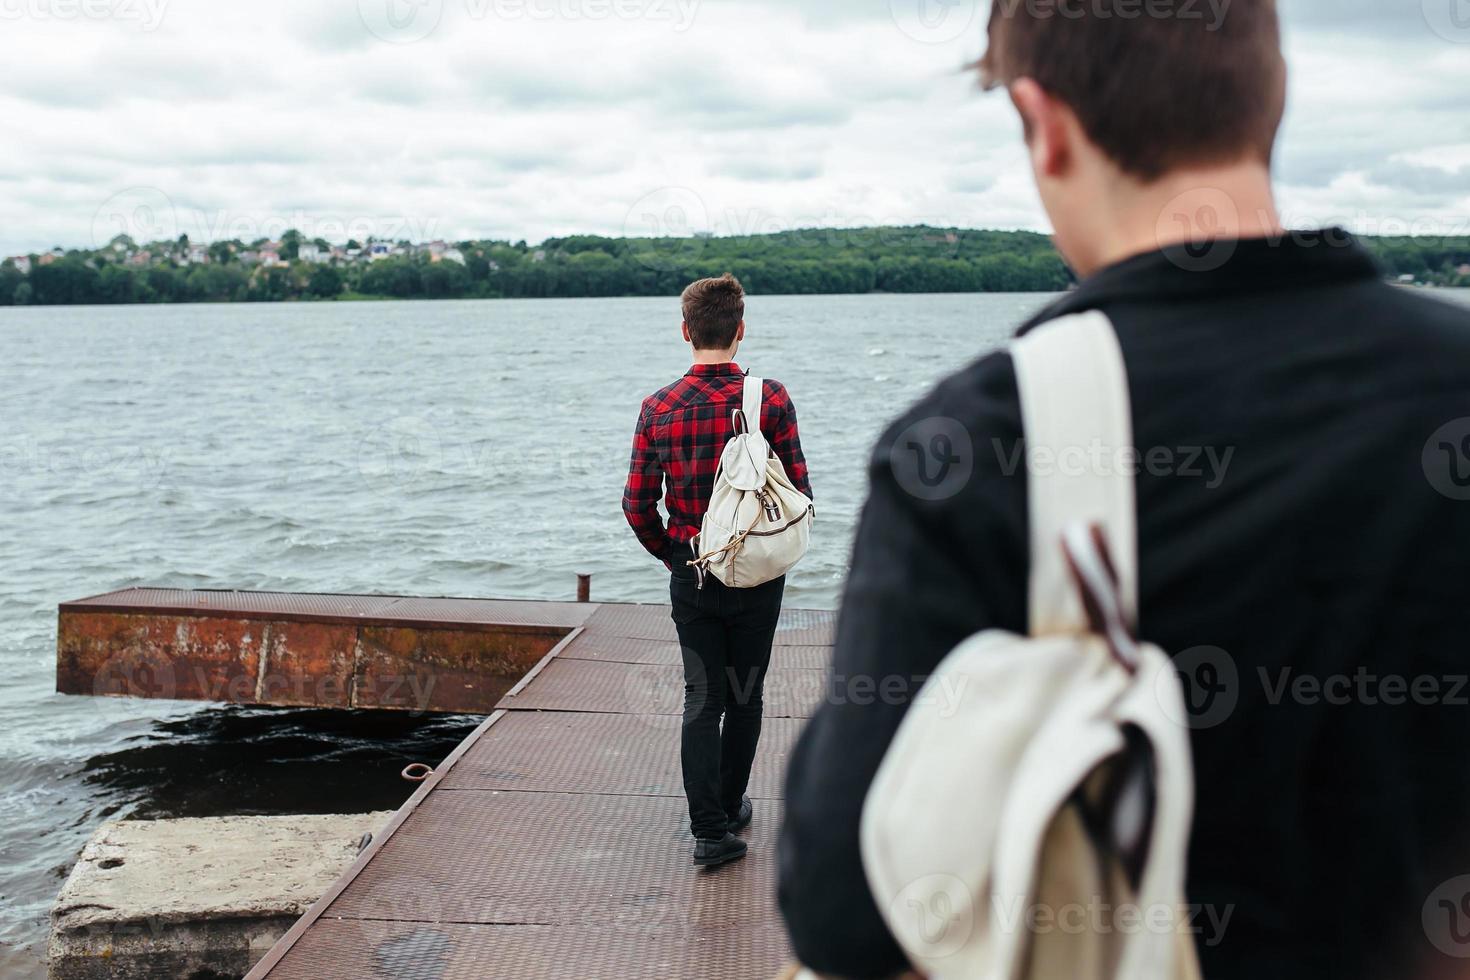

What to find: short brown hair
left=978, top=0, right=1287, bottom=180
left=681, top=273, right=745, bottom=350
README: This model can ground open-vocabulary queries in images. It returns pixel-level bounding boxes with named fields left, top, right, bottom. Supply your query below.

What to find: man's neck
left=690, top=347, right=738, bottom=366
left=1081, top=161, right=1284, bottom=277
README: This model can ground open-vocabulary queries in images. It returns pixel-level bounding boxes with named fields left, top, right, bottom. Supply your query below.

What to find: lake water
left=4, top=288, right=1469, bottom=977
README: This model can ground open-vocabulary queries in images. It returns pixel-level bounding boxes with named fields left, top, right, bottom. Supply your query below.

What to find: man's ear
left=1008, top=78, right=1070, bottom=180
left=735, top=321, right=745, bottom=344
left=682, top=321, right=692, bottom=344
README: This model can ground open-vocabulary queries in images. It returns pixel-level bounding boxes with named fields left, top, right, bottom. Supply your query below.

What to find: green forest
left=2, top=226, right=1467, bottom=306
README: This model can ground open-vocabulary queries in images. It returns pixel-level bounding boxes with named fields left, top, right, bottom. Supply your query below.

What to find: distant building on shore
left=6, top=256, right=31, bottom=275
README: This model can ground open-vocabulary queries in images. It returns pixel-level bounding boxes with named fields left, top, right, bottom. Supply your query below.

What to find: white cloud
left=0, top=0, right=1467, bottom=255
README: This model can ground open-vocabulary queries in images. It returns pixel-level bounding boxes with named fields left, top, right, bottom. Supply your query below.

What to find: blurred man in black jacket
left=778, top=2, right=1470, bottom=978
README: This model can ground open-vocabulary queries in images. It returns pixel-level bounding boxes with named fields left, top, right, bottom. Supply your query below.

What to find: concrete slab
left=50, top=813, right=392, bottom=980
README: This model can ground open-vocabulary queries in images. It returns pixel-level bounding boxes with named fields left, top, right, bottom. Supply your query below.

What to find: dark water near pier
left=0, top=291, right=1063, bottom=975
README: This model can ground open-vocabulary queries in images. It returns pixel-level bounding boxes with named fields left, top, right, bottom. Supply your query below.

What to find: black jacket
left=778, top=231, right=1470, bottom=980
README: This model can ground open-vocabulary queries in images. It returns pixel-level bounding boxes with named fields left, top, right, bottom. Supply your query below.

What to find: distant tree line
left=1, top=226, right=1467, bottom=306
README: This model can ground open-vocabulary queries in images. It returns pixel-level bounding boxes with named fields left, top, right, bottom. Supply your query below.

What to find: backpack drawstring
left=687, top=516, right=760, bottom=590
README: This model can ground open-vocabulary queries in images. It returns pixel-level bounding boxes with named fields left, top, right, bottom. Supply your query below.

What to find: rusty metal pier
left=57, top=587, right=833, bottom=978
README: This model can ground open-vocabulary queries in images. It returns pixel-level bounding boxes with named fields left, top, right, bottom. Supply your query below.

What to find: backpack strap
left=1009, top=311, right=1137, bottom=638
left=740, top=374, right=764, bottom=435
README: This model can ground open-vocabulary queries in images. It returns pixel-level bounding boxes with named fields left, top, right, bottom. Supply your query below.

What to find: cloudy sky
left=1, top=0, right=1467, bottom=255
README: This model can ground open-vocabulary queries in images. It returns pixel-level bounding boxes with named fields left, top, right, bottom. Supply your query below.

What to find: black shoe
left=727, top=795, right=753, bottom=833
left=693, top=833, right=748, bottom=867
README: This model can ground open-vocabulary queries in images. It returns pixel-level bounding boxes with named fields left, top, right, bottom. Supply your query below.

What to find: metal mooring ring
left=401, top=763, right=435, bottom=783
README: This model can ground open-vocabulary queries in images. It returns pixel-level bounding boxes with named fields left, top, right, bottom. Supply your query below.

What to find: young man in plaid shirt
left=623, top=273, right=812, bottom=867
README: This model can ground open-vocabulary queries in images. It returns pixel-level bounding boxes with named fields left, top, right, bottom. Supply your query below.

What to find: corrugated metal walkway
left=246, top=600, right=834, bottom=980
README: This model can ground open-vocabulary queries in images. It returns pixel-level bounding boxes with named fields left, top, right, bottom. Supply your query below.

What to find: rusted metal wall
left=57, top=589, right=585, bottom=713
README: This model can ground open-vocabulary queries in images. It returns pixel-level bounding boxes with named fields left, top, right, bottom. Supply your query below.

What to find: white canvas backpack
left=688, top=374, right=814, bottom=589
left=858, top=312, right=1202, bottom=980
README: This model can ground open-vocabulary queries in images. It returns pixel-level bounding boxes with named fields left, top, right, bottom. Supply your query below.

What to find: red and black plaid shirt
left=623, top=362, right=812, bottom=565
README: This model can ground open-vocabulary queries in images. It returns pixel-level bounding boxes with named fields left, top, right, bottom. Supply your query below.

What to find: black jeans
left=669, top=563, right=786, bottom=841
